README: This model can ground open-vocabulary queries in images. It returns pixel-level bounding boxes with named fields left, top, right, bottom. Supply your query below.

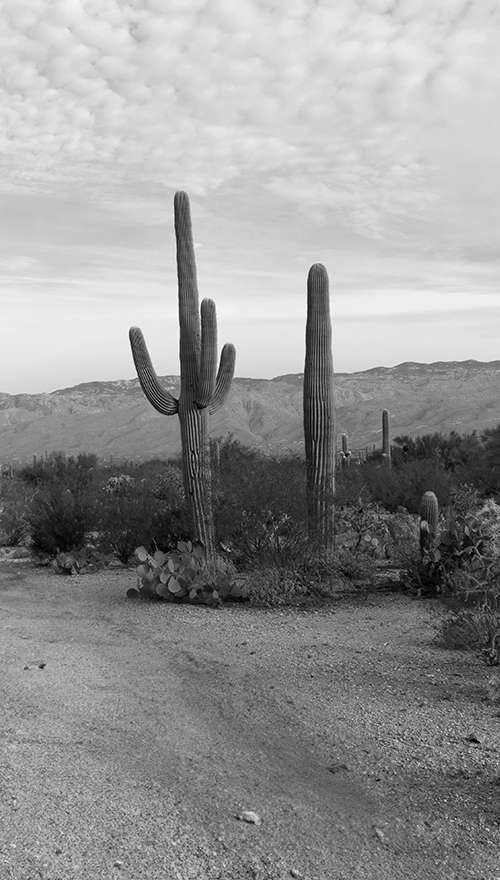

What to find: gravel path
left=1, top=562, right=499, bottom=880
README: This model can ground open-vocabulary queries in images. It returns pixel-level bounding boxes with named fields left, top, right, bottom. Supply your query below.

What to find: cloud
left=0, top=0, right=497, bottom=249
left=1, top=0, right=499, bottom=395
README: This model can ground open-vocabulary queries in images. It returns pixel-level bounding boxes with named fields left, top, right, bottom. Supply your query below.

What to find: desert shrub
left=240, top=566, right=312, bottom=607
left=435, top=590, right=500, bottom=664
left=221, top=508, right=309, bottom=569
left=403, top=500, right=499, bottom=596
left=148, top=464, right=191, bottom=551
left=335, top=502, right=419, bottom=564
left=0, top=480, right=35, bottom=545
left=21, top=452, right=99, bottom=556
left=240, top=552, right=346, bottom=606
left=96, top=462, right=189, bottom=563
left=20, top=452, right=98, bottom=492
left=333, top=548, right=378, bottom=586
left=29, top=484, right=94, bottom=556
left=97, top=474, right=154, bottom=564
left=334, top=465, right=367, bottom=507
left=212, top=439, right=308, bottom=566
left=482, top=424, right=500, bottom=480
left=404, top=487, right=500, bottom=660
left=394, top=429, right=500, bottom=496
left=360, top=458, right=455, bottom=514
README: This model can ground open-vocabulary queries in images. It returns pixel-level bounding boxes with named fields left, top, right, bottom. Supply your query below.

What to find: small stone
left=55, top=848, right=63, bottom=855
left=466, top=733, right=483, bottom=744
left=38, top=662, right=46, bottom=669
left=113, top=860, right=123, bottom=868
left=290, top=870, right=302, bottom=878
left=236, top=811, right=262, bottom=825
left=373, top=826, right=386, bottom=843
left=327, top=762, right=349, bottom=774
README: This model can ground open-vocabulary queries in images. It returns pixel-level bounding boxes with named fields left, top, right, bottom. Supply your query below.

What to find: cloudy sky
left=1, top=0, right=499, bottom=393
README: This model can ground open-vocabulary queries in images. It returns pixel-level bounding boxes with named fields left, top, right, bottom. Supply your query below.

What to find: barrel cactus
left=303, top=263, right=335, bottom=553
left=129, top=191, right=236, bottom=562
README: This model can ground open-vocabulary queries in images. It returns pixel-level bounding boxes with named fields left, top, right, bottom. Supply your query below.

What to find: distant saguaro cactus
left=340, top=434, right=350, bottom=470
left=303, top=263, right=335, bottom=553
left=382, top=408, right=391, bottom=467
left=420, top=490, right=439, bottom=555
left=129, top=191, right=236, bottom=562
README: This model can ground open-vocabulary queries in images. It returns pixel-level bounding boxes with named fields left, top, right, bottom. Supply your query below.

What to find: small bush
left=20, top=452, right=98, bottom=492
left=29, top=485, right=94, bottom=556
left=435, top=591, right=500, bottom=664
left=97, top=474, right=154, bottom=564
left=240, top=566, right=312, bottom=607
left=212, top=440, right=308, bottom=566
left=0, top=481, right=34, bottom=546
left=361, top=458, right=455, bottom=514
left=333, top=548, right=378, bottom=586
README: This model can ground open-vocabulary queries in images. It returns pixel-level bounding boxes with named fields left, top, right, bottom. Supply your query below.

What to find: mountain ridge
left=1, top=360, right=499, bottom=464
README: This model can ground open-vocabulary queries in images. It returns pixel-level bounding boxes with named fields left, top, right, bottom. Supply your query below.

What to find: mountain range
left=1, top=360, right=499, bottom=465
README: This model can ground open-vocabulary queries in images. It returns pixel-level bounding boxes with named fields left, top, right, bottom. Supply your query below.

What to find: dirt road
left=1, top=563, right=499, bottom=879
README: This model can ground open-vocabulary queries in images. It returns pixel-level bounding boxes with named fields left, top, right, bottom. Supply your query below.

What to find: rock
left=236, top=811, right=262, bottom=825
left=12, top=547, right=31, bottom=559
left=327, top=762, right=349, bottom=774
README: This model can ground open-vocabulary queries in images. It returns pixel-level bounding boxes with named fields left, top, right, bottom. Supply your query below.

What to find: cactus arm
left=129, top=327, right=179, bottom=416
left=210, top=343, right=236, bottom=414
left=174, top=191, right=200, bottom=386
left=196, top=299, right=218, bottom=408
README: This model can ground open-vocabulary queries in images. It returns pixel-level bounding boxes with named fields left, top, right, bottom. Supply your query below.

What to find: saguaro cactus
left=382, top=408, right=391, bottom=467
left=420, top=490, right=439, bottom=555
left=340, top=434, right=350, bottom=471
left=303, top=263, right=335, bottom=553
left=129, top=191, right=236, bottom=562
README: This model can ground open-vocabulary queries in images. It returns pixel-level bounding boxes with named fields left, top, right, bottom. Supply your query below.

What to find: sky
left=1, top=0, right=500, bottom=394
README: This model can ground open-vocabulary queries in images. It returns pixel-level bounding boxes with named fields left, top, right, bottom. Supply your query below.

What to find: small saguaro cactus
left=129, top=191, right=236, bottom=562
left=303, top=263, right=335, bottom=553
left=382, top=408, right=391, bottom=467
left=340, top=434, right=350, bottom=470
left=420, top=490, right=439, bottom=555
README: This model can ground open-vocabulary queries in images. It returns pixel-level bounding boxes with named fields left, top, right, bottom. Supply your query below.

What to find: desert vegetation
left=1, top=191, right=498, bottom=674
left=0, top=422, right=499, bottom=666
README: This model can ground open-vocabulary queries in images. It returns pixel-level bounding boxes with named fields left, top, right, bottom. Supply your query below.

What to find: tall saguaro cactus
left=303, top=263, right=335, bottom=553
left=129, top=191, right=236, bottom=562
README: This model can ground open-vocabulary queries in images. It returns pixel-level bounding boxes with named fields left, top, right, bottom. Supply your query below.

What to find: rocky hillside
left=0, top=360, right=499, bottom=465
